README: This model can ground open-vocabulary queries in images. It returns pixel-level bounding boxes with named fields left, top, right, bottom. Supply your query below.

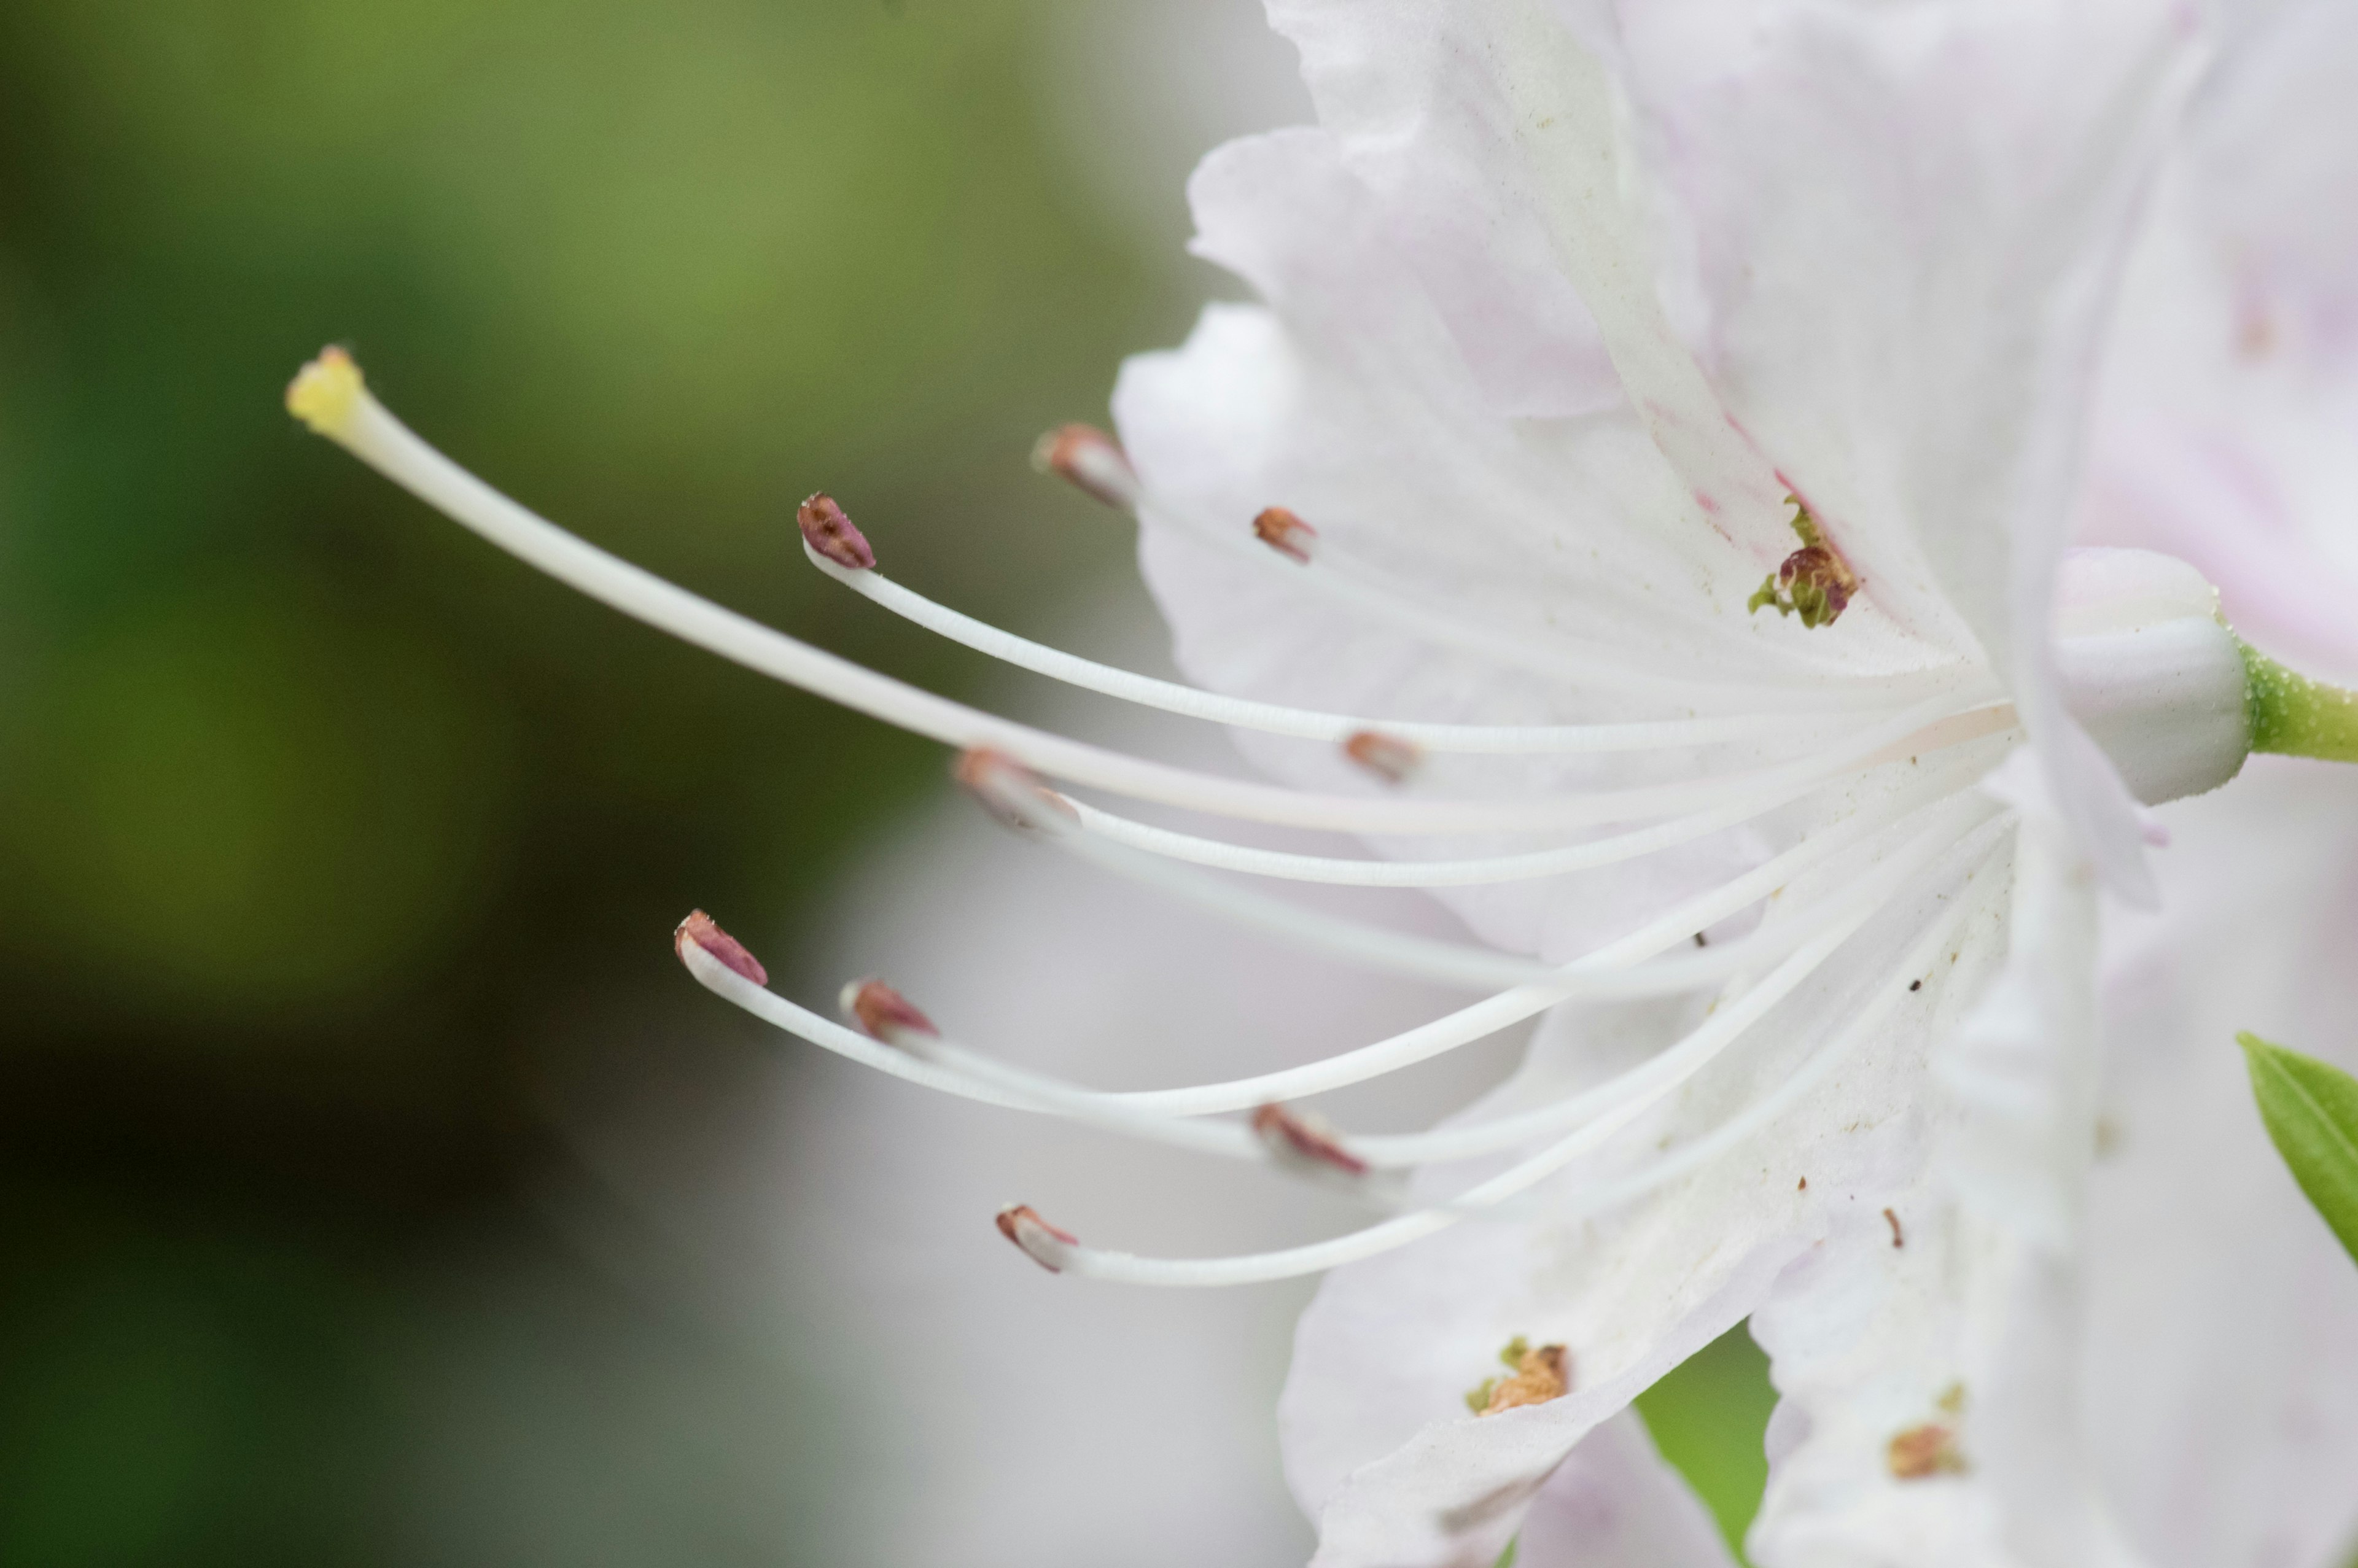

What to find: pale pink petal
left=2086, top=0, right=2358, bottom=679
left=2092, top=760, right=2358, bottom=1567
left=1514, top=1411, right=1740, bottom=1568
left=1278, top=825, right=2017, bottom=1566
left=1753, top=769, right=2141, bottom=1567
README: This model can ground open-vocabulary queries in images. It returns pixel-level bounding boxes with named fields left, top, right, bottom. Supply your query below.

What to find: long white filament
left=293, top=352, right=2029, bottom=1295
left=324, top=388, right=2014, bottom=839
left=1005, top=759, right=1999, bottom=990
left=682, top=808, right=2002, bottom=1187
left=683, top=788, right=1996, bottom=1149
left=1053, top=735, right=2010, bottom=888
left=1030, top=832, right=2006, bottom=1285
left=809, top=545, right=1866, bottom=754
left=672, top=946, right=1264, bottom=1161
left=316, top=390, right=1826, bottom=837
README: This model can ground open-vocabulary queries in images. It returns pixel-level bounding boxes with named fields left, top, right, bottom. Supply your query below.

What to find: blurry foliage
left=0, top=1, right=1175, bottom=1561
left=0, top=1, right=1779, bottom=1560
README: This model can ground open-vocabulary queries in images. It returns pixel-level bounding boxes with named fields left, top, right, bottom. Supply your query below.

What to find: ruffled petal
left=1258, top=0, right=1623, bottom=421
left=1587, top=0, right=2208, bottom=895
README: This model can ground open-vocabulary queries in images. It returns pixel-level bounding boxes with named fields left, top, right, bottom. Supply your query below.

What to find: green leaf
left=2239, top=1031, right=2358, bottom=1264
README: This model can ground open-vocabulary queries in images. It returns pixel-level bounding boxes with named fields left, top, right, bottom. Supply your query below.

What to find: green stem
left=2239, top=641, right=2358, bottom=763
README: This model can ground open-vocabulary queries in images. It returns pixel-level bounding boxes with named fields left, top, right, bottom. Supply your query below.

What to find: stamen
left=285, top=345, right=366, bottom=436
left=1018, top=841, right=2002, bottom=1284
left=804, top=536, right=1875, bottom=755
left=995, top=1205, right=1078, bottom=1273
left=1343, top=730, right=1421, bottom=785
left=797, top=492, right=875, bottom=570
left=1251, top=1104, right=1369, bottom=1177
left=976, top=716, right=2010, bottom=992
left=678, top=939, right=1277, bottom=1164
left=1253, top=505, right=1318, bottom=564
left=1030, top=424, right=1140, bottom=510
left=1888, top=1424, right=1969, bottom=1479
left=295, top=352, right=1882, bottom=839
left=954, top=748, right=1081, bottom=832
left=1101, top=791, right=2001, bottom=1116
left=674, top=909, right=768, bottom=986
left=844, top=977, right=935, bottom=1041
left=1474, top=1340, right=1571, bottom=1415
left=297, top=352, right=2031, bottom=1295
left=1056, top=734, right=2007, bottom=888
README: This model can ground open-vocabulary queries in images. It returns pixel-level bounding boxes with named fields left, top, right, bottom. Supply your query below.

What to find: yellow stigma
left=286, top=346, right=366, bottom=437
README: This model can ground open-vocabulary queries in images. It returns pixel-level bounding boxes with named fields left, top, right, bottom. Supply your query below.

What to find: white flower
left=276, top=0, right=2358, bottom=1562
left=1117, top=3, right=2354, bottom=1565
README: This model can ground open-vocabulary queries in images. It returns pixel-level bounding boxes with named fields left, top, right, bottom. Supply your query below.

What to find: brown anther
left=1887, top=1422, right=1968, bottom=1480
left=1251, top=1104, right=1369, bottom=1177
left=995, top=1204, right=1079, bottom=1273
left=1030, top=423, right=1140, bottom=510
left=846, top=979, right=938, bottom=1043
left=797, top=492, right=876, bottom=570
left=1884, top=1208, right=1905, bottom=1248
left=674, top=910, right=769, bottom=987
left=1252, top=506, right=1318, bottom=564
left=1480, top=1343, right=1572, bottom=1416
left=1344, top=729, right=1421, bottom=785
left=954, top=748, right=1080, bottom=831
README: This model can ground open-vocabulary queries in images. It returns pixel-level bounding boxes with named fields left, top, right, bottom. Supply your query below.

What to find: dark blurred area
left=0, top=6, right=1783, bottom=1563
left=0, top=3, right=1216, bottom=1561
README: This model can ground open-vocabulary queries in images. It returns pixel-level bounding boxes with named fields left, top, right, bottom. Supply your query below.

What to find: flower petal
left=2085, top=0, right=2358, bottom=680
left=2091, top=760, right=2358, bottom=1566
left=1584, top=0, right=2209, bottom=896
left=1258, top=0, right=1623, bottom=420
left=1515, top=1410, right=1741, bottom=1568
left=1278, top=836, right=2015, bottom=1566
left=1754, top=772, right=2142, bottom=1567
left=1261, top=0, right=1821, bottom=577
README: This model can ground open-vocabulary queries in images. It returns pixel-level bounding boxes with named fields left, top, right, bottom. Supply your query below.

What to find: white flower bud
left=2053, top=548, right=2250, bottom=805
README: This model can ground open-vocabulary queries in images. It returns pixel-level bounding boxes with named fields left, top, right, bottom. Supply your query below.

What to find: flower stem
left=2240, top=642, right=2358, bottom=763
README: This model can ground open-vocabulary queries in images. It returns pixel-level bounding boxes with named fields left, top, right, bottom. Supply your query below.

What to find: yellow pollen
left=1887, top=1421, right=1968, bottom=1480
left=286, top=346, right=366, bottom=438
left=1465, top=1336, right=1571, bottom=1416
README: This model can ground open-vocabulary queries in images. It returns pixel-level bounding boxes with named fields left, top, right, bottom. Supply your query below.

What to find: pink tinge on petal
left=798, top=491, right=876, bottom=570
left=674, top=909, right=769, bottom=987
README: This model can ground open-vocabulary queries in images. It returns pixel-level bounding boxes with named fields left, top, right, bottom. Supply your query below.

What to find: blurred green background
left=0, top=3, right=1773, bottom=1562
